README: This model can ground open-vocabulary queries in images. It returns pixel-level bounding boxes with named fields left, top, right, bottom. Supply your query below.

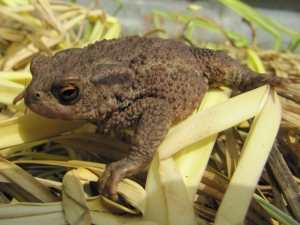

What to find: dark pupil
left=59, top=84, right=78, bottom=100
left=63, top=89, right=75, bottom=96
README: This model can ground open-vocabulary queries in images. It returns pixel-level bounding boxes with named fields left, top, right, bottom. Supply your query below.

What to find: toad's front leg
left=98, top=98, right=173, bottom=201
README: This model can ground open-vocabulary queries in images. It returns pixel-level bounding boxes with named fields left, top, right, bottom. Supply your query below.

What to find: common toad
left=22, top=36, right=290, bottom=200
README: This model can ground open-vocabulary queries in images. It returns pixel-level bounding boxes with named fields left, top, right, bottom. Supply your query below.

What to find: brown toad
left=23, top=36, right=290, bottom=200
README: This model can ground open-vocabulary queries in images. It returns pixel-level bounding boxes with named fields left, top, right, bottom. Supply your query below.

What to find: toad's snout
left=23, top=84, right=55, bottom=117
left=24, top=86, right=43, bottom=105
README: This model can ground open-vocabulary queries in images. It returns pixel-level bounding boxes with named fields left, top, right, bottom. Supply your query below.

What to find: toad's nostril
left=35, top=92, right=41, bottom=98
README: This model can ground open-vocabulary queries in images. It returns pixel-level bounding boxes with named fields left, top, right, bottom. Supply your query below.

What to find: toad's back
left=87, top=36, right=207, bottom=123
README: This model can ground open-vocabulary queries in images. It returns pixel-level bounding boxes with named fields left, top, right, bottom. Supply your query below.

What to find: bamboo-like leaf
left=246, top=48, right=266, bottom=73
left=86, top=20, right=105, bottom=43
left=61, top=13, right=85, bottom=35
left=2, top=35, right=63, bottom=71
left=13, top=160, right=147, bottom=214
left=219, top=0, right=296, bottom=50
left=36, top=0, right=65, bottom=35
left=26, top=34, right=52, bottom=56
left=282, top=109, right=300, bottom=127
left=0, top=72, right=32, bottom=83
left=14, top=159, right=106, bottom=169
left=288, top=34, right=300, bottom=52
left=102, top=22, right=121, bottom=40
left=116, top=178, right=147, bottom=215
left=144, top=155, right=168, bottom=225
left=62, top=169, right=92, bottom=225
left=0, top=27, right=25, bottom=42
left=215, top=88, right=281, bottom=224
left=159, top=158, right=197, bottom=225
left=49, top=132, right=129, bottom=161
left=1, top=1, right=299, bottom=224
left=0, top=140, right=47, bottom=157
left=0, top=7, right=51, bottom=36
left=253, top=194, right=300, bottom=225
left=158, top=85, right=269, bottom=159
left=173, top=88, right=231, bottom=202
left=0, top=78, right=25, bottom=111
left=0, top=157, right=61, bottom=202
left=145, top=88, right=231, bottom=224
left=224, top=128, right=239, bottom=178
left=0, top=202, right=67, bottom=225
left=0, top=113, right=85, bottom=149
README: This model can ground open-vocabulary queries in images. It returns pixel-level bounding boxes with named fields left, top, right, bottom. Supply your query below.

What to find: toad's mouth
left=25, top=94, right=97, bottom=122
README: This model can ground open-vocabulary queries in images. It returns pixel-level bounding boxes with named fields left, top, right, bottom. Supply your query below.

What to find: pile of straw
left=0, top=1, right=299, bottom=224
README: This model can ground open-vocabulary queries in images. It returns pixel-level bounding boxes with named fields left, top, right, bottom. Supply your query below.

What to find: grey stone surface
left=75, top=0, right=300, bottom=51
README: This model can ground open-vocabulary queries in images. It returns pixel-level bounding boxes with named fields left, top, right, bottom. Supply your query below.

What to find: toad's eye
left=58, top=84, right=79, bottom=100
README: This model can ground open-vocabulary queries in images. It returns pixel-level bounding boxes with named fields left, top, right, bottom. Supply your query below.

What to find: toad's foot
left=268, top=76, right=291, bottom=91
left=98, top=159, right=145, bottom=201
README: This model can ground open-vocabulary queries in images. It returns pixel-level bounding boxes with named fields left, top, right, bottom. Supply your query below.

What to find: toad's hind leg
left=98, top=98, right=173, bottom=201
left=190, top=47, right=291, bottom=92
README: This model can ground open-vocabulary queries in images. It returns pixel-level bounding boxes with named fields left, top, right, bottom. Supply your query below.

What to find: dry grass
left=0, top=1, right=300, bottom=225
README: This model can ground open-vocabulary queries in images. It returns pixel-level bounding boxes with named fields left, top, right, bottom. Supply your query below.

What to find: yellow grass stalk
left=15, top=159, right=104, bottom=167
left=0, top=28, right=25, bottom=42
left=0, top=72, right=32, bottom=83
left=158, top=85, right=270, bottom=159
left=0, top=200, right=159, bottom=225
left=144, top=154, right=167, bottom=224
left=159, top=157, right=197, bottom=225
left=1, top=84, right=282, bottom=224
left=35, top=0, right=65, bottom=35
left=87, top=20, right=106, bottom=43
left=10, top=160, right=147, bottom=214
left=116, top=178, right=147, bottom=215
left=247, top=48, right=267, bottom=73
left=0, top=202, right=66, bottom=225
left=62, top=169, right=92, bottom=225
left=102, top=22, right=121, bottom=40
left=0, top=157, right=61, bottom=202
left=173, top=88, right=232, bottom=202
left=0, top=8, right=50, bottom=36
left=144, top=88, right=231, bottom=224
left=2, top=35, right=63, bottom=71
left=0, top=161, right=152, bottom=224
left=0, top=78, right=25, bottom=111
left=224, top=128, right=239, bottom=178
left=0, top=1, right=121, bottom=71
left=0, top=113, right=85, bottom=149
left=282, top=109, right=300, bottom=127
left=0, top=140, right=47, bottom=157
left=61, top=13, right=86, bottom=36
left=145, top=85, right=282, bottom=224
left=214, top=88, right=281, bottom=224
left=1, top=2, right=298, bottom=223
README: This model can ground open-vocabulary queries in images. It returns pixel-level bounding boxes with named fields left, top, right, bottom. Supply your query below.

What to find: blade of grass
left=0, top=78, right=26, bottom=111
left=62, top=169, right=91, bottom=225
left=214, top=88, right=281, bottom=224
left=173, top=88, right=231, bottom=202
left=36, top=0, right=65, bottom=35
left=220, top=0, right=283, bottom=50
left=0, top=202, right=67, bottom=225
left=288, top=34, right=300, bottom=52
left=158, top=85, right=269, bottom=159
left=159, top=157, right=197, bottom=225
left=0, top=72, right=32, bottom=83
left=0, top=113, right=85, bottom=149
left=246, top=48, right=266, bottom=73
left=144, top=155, right=167, bottom=224
left=0, top=157, right=61, bottom=202
left=220, top=0, right=297, bottom=36
left=253, top=194, right=300, bottom=225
